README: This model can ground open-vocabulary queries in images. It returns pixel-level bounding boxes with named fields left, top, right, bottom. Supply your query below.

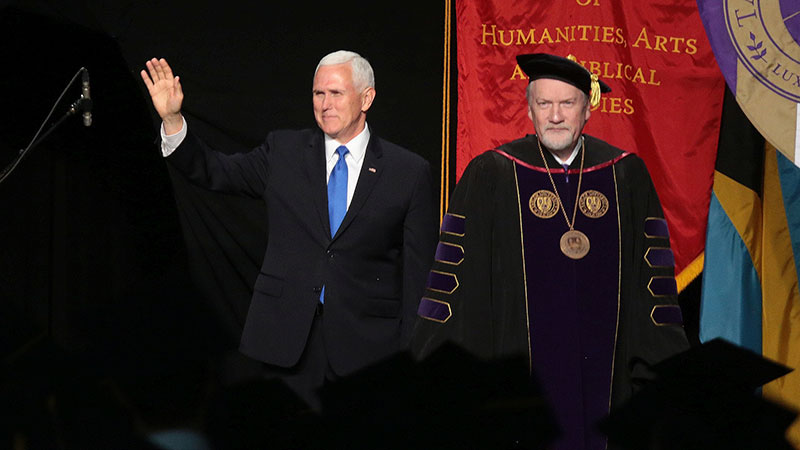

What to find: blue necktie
left=328, top=145, right=349, bottom=236
left=321, top=145, right=348, bottom=305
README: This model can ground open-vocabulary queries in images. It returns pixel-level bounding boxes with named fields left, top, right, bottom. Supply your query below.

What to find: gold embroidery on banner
left=579, top=189, right=609, bottom=218
left=420, top=297, right=452, bottom=323
left=529, top=190, right=559, bottom=218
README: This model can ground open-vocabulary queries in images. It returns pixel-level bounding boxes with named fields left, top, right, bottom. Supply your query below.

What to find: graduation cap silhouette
left=598, top=338, right=797, bottom=450
left=318, top=342, right=559, bottom=450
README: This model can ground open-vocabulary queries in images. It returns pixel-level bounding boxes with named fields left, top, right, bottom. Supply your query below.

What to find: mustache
left=544, top=125, right=571, bottom=132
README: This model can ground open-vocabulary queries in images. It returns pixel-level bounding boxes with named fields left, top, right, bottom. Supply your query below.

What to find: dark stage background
left=0, top=1, right=712, bottom=444
left=1, top=0, right=449, bottom=373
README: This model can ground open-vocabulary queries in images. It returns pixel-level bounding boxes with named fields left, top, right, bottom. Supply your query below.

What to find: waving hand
left=140, top=58, right=184, bottom=134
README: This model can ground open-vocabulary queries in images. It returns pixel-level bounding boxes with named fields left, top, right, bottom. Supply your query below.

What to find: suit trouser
left=261, top=303, right=336, bottom=411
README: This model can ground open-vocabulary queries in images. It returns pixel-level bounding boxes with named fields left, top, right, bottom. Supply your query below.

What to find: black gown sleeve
left=612, top=154, right=690, bottom=404
left=411, top=151, right=529, bottom=362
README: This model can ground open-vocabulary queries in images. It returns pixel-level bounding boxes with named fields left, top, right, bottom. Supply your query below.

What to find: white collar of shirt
left=325, top=123, right=370, bottom=173
left=550, top=136, right=583, bottom=167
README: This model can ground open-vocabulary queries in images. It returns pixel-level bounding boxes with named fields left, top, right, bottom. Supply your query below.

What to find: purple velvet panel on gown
left=515, top=162, right=620, bottom=450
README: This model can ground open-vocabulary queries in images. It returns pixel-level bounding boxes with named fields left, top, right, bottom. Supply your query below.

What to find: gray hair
left=526, top=79, right=589, bottom=108
left=315, top=50, right=375, bottom=92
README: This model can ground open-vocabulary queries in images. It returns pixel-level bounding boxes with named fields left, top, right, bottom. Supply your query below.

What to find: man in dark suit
left=140, top=50, right=438, bottom=408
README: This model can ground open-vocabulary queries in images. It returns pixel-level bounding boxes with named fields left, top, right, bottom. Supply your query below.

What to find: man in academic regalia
left=412, top=53, right=690, bottom=450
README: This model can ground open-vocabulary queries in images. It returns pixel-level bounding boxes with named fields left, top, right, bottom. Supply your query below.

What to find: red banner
left=456, top=0, right=725, bottom=280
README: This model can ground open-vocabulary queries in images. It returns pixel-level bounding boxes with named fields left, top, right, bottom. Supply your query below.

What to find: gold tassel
left=567, top=54, right=601, bottom=107
left=590, top=74, right=601, bottom=107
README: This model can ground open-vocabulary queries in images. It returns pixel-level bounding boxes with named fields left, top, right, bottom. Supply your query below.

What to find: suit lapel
left=304, top=131, right=331, bottom=239
left=332, top=135, right=384, bottom=241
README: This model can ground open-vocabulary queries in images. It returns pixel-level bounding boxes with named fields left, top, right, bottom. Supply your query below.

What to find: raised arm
left=140, top=58, right=184, bottom=135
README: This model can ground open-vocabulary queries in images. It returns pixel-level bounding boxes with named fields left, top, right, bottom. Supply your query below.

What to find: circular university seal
left=709, top=0, right=800, bottom=156
left=578, top=190, right=609, bottom=219
left=724, top=0, right=800, bottom=102
left=529, top=190, right=559, bottom=219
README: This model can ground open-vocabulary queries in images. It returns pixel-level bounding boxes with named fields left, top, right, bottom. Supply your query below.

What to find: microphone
left=81, top=68, right=92, bottom=127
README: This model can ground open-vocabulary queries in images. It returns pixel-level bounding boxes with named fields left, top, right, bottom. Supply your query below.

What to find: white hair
left=526, top=79, right=589, bottom=108
left=315, top=50, right=375, bottom=92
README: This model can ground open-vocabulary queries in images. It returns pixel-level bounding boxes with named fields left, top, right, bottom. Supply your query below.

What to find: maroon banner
left=456, top=0, right=725, bottom=281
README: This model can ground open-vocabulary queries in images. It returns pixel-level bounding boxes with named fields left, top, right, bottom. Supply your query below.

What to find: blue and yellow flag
left=698, top=2, right=800, bottom=443
left=699, top=89, right=800, bottom=448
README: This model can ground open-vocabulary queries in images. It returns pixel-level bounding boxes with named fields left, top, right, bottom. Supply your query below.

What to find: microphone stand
left=0, top=68, right=90, bottom=185
left=0, top=67, right=89, bottom=368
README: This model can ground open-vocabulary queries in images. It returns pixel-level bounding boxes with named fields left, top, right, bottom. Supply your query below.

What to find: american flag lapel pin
left=368, top=167, right=377, bottom=173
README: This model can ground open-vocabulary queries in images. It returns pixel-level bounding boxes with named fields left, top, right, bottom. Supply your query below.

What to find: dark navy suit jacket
left=167, top=126, right=437, bottom=376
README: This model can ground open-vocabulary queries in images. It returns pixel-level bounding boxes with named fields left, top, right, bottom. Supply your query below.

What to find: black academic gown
left=412, top=134, right=689, bottom=450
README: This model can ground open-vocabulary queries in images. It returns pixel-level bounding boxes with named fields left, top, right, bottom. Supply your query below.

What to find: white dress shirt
left=551, top=136, right=583, bottom=167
